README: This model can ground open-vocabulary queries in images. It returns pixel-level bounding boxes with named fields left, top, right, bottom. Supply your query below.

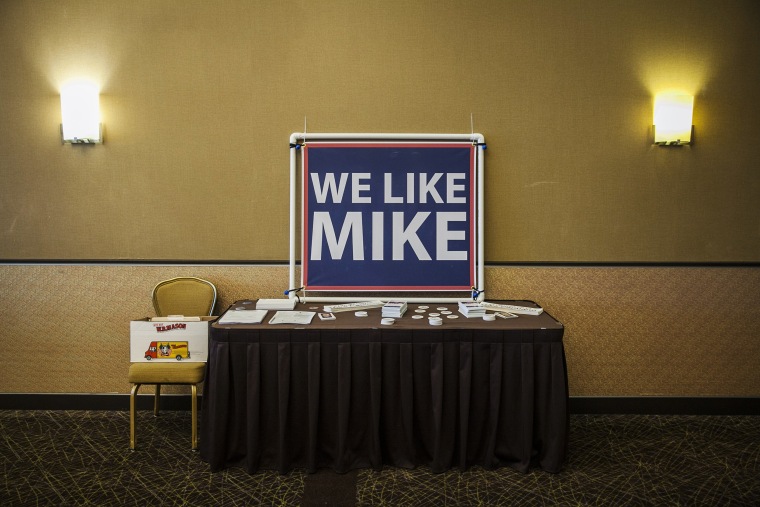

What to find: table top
left=212, top=299, right=563, bottom=333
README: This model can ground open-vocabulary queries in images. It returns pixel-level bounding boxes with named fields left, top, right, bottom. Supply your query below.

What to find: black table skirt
left=200, top=324, right=568, bottom=474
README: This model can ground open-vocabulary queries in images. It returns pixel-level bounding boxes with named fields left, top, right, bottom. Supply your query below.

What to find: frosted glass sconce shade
left=653, top=94, right=693, bottom=146
left=60, top=80, right=102, bottom=144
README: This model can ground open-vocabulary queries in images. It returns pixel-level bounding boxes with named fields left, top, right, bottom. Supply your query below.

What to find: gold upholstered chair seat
left=128, top=362, right=206, bottom=385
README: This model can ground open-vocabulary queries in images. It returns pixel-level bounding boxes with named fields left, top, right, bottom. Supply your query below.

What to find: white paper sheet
left=268, top=311, right=316, bottom=325
left=217, top=309, right=268, bottom=324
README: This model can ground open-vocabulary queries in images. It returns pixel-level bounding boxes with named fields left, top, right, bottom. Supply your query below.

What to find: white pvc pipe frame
left=289, top=132, right=486, bottom=304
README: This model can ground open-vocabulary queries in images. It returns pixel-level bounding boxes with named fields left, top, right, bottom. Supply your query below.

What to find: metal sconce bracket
left=60, top=123, right=104, bottom=144
left=653, top=125, right=694, bottom=146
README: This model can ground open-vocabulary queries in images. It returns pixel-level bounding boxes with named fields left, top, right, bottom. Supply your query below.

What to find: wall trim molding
left=1, top=394, right=758, bottom=415
left=2, top=261, right=759, bottom=267
left=0, top=260, right=288, bottom=266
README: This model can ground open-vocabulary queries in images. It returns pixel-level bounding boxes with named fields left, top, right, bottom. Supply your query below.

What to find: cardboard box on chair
left=129, top=316, right=215, bottom=363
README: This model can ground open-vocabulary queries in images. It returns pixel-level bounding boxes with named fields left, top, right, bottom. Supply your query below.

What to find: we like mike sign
left=302, top=142, right=476, bottom=291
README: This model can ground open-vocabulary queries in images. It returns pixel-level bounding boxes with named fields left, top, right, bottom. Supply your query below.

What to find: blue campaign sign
left=302, top=142, right=475, bottom=291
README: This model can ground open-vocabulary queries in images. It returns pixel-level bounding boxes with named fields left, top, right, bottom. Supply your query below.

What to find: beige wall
left=1, top=0, right=758, bottom=262
left=1, top=2, right=759, bottom=397
left=1, top=264, right=758, bottom=396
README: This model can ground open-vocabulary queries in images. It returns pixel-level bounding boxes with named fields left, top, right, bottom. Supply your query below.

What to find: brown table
left=200, top=300, right=568, bottom=474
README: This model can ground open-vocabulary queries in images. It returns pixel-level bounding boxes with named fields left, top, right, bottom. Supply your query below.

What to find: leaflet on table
left=323, top=300, right=385, bottom=313
left=268, top=311, right=316, bottom=325
left=217, top=309, right=268, bottom=324
left=479, top=302, right=543, bottom=315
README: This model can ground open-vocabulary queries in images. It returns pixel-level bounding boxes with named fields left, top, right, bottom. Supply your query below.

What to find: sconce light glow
left=60, top=80, right=102, bottom=144
left=653, top=94, right=693, bottom=145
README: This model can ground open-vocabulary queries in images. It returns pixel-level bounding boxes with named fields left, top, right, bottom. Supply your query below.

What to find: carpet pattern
left=1, top=411, right=758, bottom=506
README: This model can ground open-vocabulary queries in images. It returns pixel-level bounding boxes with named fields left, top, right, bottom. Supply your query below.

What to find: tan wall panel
left=1, top=1, right=759, bottom=262
left=1, top=265, right=758, bottom=396
left=0, top=264, right=289, bottom=395
left=491, top=266, right=760, bottom=396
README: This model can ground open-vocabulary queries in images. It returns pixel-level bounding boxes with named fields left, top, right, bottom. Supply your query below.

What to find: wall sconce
left=60, top=80, right=103, bottom=144
left=653, top=94, right=694, bottom=146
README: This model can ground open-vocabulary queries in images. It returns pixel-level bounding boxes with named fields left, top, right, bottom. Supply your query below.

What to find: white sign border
left=288, top=132, right=486, bottom=304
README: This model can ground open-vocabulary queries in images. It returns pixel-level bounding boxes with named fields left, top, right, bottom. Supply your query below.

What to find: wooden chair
left=129, top=277, right=216, bottom=450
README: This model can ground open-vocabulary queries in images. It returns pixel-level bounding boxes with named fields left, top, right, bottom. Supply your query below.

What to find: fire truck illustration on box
left=144, top=341, right=190, bottom=361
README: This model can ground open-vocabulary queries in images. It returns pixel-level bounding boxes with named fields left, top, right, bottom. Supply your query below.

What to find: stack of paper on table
left=256, top=298, right=298, bottom=311
left=458, top=301, right=486, bottom=318
left=382, top=301, right=407, bottom=318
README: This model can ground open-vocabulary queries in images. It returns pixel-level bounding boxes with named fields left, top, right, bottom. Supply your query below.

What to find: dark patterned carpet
left=1, top=410, right=758, bottom=506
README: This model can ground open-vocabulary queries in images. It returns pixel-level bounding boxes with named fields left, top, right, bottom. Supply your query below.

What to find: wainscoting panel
left=1, top=265, right=758, bottom=397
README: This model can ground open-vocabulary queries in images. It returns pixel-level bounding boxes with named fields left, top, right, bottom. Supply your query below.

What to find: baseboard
left=1, top=394, right=758, bottom=415
left=569, top=396, right=760, bottom=415
left=0, top=393, right=196, bottom=411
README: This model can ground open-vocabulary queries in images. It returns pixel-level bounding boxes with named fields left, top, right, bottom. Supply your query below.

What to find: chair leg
left=154, top=384, right=161, bottom=416
left=191, top=384, right=198, bottom=450
left=130, top=383, right=140, bottom=450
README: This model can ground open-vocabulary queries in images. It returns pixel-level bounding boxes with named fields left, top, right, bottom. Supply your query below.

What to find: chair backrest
left=152, top=277, right=217, bottom=317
